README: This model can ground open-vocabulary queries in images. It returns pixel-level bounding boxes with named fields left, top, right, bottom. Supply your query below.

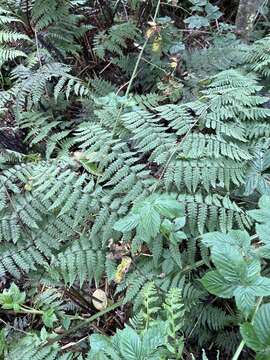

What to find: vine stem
left=232, top=296, right=263, bottom=360
left=111, top=0, right=161, bottom=138
left=45, top=299, right=123, bottom=346
left=125, top=0, right=161, bottom=97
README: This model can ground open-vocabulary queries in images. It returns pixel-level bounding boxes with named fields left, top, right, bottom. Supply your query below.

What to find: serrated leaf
left=211, top=244, right=247, bottom=282
left=234, top=287, right=255, bottom=317
left=141, top=205, right=161, bottom=242
left=202, top=230, right=251, bottom=253
left=42, top=309, right=57, bottom=328
left=201, top=270, right=234, bottom=298
left=240, top=323, right=262, bottom=351
left=184, top=15, right=210, bottom=29
left=174, top=217, right=186, bottom=230
left=154, top=196, right=184, bottom=219
left=113, top=214, right=140, bottom=233
left=141, top=325, right=166, bottom=355
left=119, top=326, right=142, bottom=360
left=253, top=304, right=270, bottom=345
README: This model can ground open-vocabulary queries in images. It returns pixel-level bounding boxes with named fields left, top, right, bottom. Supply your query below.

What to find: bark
left=235, top=0, right=264, bottom=40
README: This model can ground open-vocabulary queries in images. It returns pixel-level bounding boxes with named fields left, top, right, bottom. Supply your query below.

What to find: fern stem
left=232, top=296, right=263, bottom=360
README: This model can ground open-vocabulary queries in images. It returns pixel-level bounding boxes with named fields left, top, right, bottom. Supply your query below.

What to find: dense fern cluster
left=0, top=0, right=270, bottom=359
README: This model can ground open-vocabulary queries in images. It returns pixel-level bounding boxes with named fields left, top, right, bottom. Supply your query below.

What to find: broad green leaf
left=257, top=244, right=270, bottom=259
left=240, top=303, right=270, bottom=360
left=202, top=230, right=251, bottom=253
left=251, top=277, right=270, bottom=296
left=0, top=283, right=26, bottom=311
left=249, top=208, right=270, bottom=223
left=234, top=287, right=256, bottom=317
left=79, top=158, right=102, bottom=176
left=169, top=230, right=186, bottom=245
left=119, top=326, right=142, bottom=360
left=42, top=308, right=57, bottom=328
left=89, top=334, right=120, bottom=359
left=141, top=205, right=161, bottom=241
left=229, top=230, right=251, bottom=251
left=240, top=323, right=262, bottom=351
left=241, top=304, right=270, bottom=360
left=161, top=219, right=173, bottom=232
left=141, top=325, right=166, bottom=355
left=245, top=260, right=262, bottom=282
left=201, top=271, right=234, bottom=298
left=184, top=15, right=209, bottom=29
left=253, top=304, right=270, bottom=345
left=202, top=232, right=232, bottom=247
left=256, top=224, right=270, bottom=244
left=211, top=244, right=247, bottom=282
left=174, top=217, right=186, bottom=230
left=205, top=3, right=222, bottom=20
left=113, top=214, right=139, bottom=233
left=154, top=196, right=184, bottom=219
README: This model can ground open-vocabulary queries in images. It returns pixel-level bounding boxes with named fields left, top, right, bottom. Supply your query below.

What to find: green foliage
left=94, top=21, right=139, bottom=60
left=89, top=283, right=185, bottom=360
left=0, top=6, right=31, bottom=67
left=245, top=148, right=270, bottom=196
left=245, top=35, right=270, bottom=78
left=0, top=283, right=25, bottom=311
left=201, top=230, right=270, bottom=317
left=89, top=324, right=167, bottom=360
left=248, top=195, right=270, bottom=258
left=185, top=0, right=222, bottom=29
left=241, top=303, right=270, bottom=359
left=113, top=194, right=185, bottom=243
left=0, top=1, right=270, bottom=359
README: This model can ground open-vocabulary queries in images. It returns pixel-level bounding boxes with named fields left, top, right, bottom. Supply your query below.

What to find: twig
left=99, top=60, right=113, bottom=74
left=60, top=335, right=88, bottom=350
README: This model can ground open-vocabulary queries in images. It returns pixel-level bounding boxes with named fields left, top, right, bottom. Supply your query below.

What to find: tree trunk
left=235, top=0, right=264, bottom=40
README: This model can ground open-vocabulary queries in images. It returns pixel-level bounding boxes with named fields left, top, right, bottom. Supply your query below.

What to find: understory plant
left=0, top=0, right=270, bottom=359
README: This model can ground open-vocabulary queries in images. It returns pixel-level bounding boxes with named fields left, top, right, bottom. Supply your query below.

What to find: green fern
left=245, top=34, right=270, bottom=77
left=93, top=21, right=139, bottom=59
left=0, top=6, right=31, bottom=67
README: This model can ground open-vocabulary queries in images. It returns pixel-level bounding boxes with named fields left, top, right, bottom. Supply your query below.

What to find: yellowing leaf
left=146, top=27, right=155, bottom=39
left=114, top=256, right=132, bottom=284
left=152, top=35, right=162, bottom=54
left=170, top=61, right=178, bottom=69
left=24, top=183, right=32, bottom=191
